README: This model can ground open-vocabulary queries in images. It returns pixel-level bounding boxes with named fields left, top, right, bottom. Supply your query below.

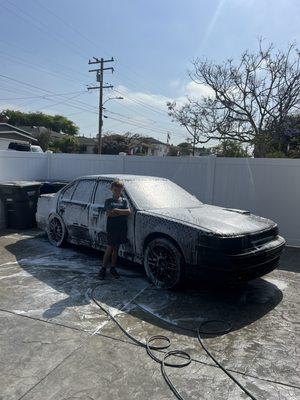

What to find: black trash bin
left=39, top=181, right=68, bottom=195
left=0, top=181, right=42, bottom=229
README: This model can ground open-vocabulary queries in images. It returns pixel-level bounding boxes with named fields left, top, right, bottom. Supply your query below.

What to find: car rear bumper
left=191, top=235, right=286, bottom=282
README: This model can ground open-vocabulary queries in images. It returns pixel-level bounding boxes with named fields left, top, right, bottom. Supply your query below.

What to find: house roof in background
left=17, top=126, right=64, bottom=139
left=77, top=136, right=97, bottom=145
left=0, top=123, right=38, bottom=142
left=18, top=126, right=96, bottom=146
left=143, top=137, right=168, bottom=145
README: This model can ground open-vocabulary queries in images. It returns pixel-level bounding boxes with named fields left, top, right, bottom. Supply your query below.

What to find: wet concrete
left=0, top=229, right=299, bottom=399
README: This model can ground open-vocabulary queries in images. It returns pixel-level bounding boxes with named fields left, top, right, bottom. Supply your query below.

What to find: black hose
left=90, top=284, right=258, bottom=400
left=91, top=285, right=190, bottom=399
left=197, top=324, right=257, bottom=400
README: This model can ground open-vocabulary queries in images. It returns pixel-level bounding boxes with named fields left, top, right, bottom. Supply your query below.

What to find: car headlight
left=198, top=231, right=221, bottom=248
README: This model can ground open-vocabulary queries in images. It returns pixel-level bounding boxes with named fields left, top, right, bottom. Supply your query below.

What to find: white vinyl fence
left=0, top=150, right=299, bottom=246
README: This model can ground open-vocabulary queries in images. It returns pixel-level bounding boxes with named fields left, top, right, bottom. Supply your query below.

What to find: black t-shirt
left=104, top=197, right=129, bottom=232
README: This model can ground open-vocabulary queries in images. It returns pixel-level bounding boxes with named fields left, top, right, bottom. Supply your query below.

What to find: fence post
left=207, top=155, right=217, bottom=204
left=122, top=154, right=126, bottom=173
left=46, top=152, right=51, bottom=181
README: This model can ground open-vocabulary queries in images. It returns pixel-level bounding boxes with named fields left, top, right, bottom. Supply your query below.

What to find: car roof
left=78, top=174, right=168, bottom=181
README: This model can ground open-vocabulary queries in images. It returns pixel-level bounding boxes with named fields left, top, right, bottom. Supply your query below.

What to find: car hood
left=145, top=205, right=275, bottom=236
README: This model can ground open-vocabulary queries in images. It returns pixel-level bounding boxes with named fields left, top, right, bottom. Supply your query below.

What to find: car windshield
left=125, top=179, right=202, bottom=210
left=31, top=146, right=43, bottom=153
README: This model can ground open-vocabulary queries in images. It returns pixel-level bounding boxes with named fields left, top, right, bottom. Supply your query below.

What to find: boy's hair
left=111, top=180, right=124, bottom=190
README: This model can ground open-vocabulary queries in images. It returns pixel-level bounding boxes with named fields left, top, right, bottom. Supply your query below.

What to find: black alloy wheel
left=144, top=238, right=184, bottom=289
left=47, top=214, right=66, bottom=247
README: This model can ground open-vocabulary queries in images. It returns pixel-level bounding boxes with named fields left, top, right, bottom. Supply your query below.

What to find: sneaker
left=98, top=267, right=106, bottom=280
left=110, top=267, right=120, bottom=279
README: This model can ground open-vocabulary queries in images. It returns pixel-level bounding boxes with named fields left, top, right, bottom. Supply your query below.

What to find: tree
left=0, top=109, right=79, bottom=135
left=169, top=41, right=300, bottom=157
left=264, top=114, right=300, bottom=157
left=167, top=144, right=179, bottom=156
left=101, top=132, right=144, bottom=154
left=50, top=135, right=79, bottom=153
left=167, top=99, right=205, bottom=155
left=102, top=134, right=128, bottom=154
left=177, top=142, right=194, bottom=156
left=36, top=129, right=51, bottom=151
left=210, top=140, right=250, bottom=157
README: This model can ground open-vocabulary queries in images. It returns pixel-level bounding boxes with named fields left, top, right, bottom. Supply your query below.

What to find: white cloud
left=185, top=81, right=214, bottom=99
left=116, top=85, right=171, bottom=109
left=169, top=79, right=181, bottom=89
left=116, top=80, right=214, bottom=112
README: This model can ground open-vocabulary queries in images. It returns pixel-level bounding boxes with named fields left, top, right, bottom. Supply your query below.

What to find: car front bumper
left=192, top=235, right=286, bottom=282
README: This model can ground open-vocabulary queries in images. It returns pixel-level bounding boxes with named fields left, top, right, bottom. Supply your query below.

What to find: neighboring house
left=176, top=142, right=211, bottom=156
left=194, top=146, right=211, bottom=156
left=130, top=137, right=169, bottom=156
left=0, top=123, right=38, bottom=149
left=77, top=136, right=97, bottom=154
left=18, top=126, right=97, bottom=154
left=18, top=125, right=63, bottom=141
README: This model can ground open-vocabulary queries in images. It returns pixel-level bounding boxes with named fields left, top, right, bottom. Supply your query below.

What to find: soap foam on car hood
left=145, top=204, right=275, bottom=236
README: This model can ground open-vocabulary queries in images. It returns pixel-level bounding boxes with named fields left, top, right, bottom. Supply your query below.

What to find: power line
left=2, top=0, right=185, bottom=126
left=106, top=115, right=185, bottom=139
left=32, top=93, right=90, bottom=112
left=0, top=38, right=88, bottom=81
left=0, top=73, right=53, bottom=94
left=113, top=88, right=170, bottom=118
left=104, top=109, right=185, bottom=138
left=0, top=74, right=184, bottom=139
left=2, top=0, right=89, bottom=61
left=0, top=51, right=85, bottom=85
left=0, top=74, right=99, bottom=114
left=33, top=0, right=169, bottom=95
left=0, top=73, right=185, bottom=140
left=0, top=90, right=85, bottom=101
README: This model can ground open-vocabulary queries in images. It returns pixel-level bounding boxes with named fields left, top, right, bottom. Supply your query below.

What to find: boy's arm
left=110, top=199, right=131, bottom=216
left=111, top=208, right=131, bottom=216
left=104, top=199, right=112, bottom=216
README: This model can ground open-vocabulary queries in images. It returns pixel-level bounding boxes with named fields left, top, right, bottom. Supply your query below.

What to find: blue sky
left=1, top=0, right=300, bottom=145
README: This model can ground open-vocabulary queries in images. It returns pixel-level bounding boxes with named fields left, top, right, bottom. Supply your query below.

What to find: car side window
left=94, top=181, right=111, bottom=206
left=72, top=180, right=95, bottom=203
left=62, top=182, right=77, bottom=201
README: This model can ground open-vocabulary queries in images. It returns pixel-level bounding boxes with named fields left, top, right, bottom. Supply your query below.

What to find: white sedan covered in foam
left=36, top=174, right=285, bottom=289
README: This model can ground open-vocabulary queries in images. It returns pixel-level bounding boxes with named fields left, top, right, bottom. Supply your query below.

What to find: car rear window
left=8, top=142, right=30, bottom=151
left=62, top=182, right=77, bottom=201
left=72, top=180, right=95, bottom=203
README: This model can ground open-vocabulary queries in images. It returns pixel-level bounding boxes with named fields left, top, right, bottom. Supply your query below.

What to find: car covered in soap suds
left=36, top=174, right=285, bottom=289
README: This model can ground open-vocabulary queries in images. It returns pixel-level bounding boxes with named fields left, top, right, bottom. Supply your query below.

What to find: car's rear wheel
left=144, top=238, right=184, bottom=289
left=47, top=214, right=66, bottom=247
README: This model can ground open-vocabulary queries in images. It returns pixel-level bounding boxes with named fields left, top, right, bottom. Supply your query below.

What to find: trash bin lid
left=0, top=181, right=42, bottom=188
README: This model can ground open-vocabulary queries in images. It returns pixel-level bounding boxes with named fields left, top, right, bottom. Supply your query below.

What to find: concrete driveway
left=0, top=229, right=299, bottom=400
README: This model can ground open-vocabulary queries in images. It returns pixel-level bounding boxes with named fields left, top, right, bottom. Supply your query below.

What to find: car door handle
left=92, top=208, right=102, bottom=216
left=92, top=206, right=104, bottom=217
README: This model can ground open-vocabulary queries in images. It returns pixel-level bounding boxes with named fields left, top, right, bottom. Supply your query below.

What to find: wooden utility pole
left=88, top=57, right=114, bottom=154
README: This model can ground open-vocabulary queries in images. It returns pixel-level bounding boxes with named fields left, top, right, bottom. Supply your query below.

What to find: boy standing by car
left=99, top=180, right=131, bottom=280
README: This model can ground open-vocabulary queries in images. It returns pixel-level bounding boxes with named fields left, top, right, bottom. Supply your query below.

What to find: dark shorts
left=107, top=229, right=127, bottom=246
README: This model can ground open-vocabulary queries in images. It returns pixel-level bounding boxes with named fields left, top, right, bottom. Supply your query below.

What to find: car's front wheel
left=144, top=237, right=184, bottom=289
left=47, top=214, right=66, bottom=247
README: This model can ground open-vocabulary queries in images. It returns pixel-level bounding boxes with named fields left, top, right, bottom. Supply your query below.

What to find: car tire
left=47, top=214, right=67, bottom=247
left=144, top=237, right=184, bottom=289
